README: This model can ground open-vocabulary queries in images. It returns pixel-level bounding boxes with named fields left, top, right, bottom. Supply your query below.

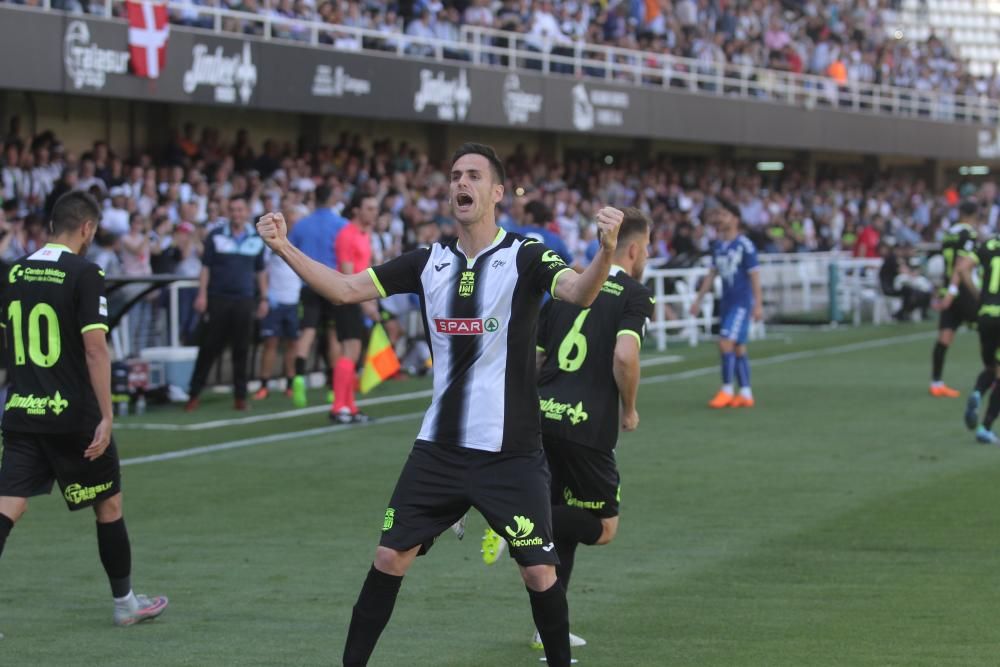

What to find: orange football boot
left=929, top=384, right=960, bottom=398
left=729, top=395, right=755, bottom=408
left=708, top=390, right=735, bottom=409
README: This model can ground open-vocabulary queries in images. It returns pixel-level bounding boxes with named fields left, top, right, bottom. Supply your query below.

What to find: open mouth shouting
left=454, top=191, right=475, bottom=213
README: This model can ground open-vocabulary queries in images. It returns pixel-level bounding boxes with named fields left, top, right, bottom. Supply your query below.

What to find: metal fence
left=21, top=0, right=1000, bottom=126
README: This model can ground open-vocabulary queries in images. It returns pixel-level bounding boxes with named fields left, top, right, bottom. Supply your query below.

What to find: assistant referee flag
left=360, top=323, right=400, bottom=394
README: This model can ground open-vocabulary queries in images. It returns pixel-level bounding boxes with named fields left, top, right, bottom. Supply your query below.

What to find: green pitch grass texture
left=3, top=324, right=999, bottom=666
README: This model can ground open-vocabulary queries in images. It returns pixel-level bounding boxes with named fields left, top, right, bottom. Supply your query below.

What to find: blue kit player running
left=690, top=199, right=763, bottom=408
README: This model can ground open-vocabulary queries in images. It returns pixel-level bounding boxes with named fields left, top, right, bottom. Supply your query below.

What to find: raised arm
left=257, top=212, right=380, bottom=305
left=552, top=207, right=623, bottom=306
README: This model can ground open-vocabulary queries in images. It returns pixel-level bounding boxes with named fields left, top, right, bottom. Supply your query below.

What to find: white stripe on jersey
left=417, top=232, right=526, bottom=452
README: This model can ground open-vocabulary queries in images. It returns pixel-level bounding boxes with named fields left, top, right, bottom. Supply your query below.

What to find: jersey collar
left=453, top=227, right=506, bottom=268
left=44, top=243, right=73, bottom=252
left=609, top=264, right=625, bottom=277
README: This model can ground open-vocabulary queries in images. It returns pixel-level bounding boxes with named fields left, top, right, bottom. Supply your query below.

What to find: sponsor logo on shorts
left=539, top=397, right=589, bottom=425
left=5, top=391, right=69, bottom=416
left=505, top=515, right=544, bottom=548
left=63, top=481, right=114, bottom=505
left=382, top=507, right=395, bottom=531
left=564, top=486, right=606, bottom=510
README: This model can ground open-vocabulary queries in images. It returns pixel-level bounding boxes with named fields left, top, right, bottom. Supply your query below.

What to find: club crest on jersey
left=458, top=271, right=476, bottom=297
left=434, top=318, right=499, bottom=335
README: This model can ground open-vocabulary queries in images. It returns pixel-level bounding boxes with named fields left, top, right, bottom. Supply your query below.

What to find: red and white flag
left=126, top=0, right=169, bottom=79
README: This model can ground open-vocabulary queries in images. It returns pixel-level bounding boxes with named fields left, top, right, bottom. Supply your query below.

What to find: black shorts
left=544, top=435, right=620, bottom=519
left=0, top=431, right=121, bottom=511
left=330, top=303, right=366, bottom=342
left=978, top=316, right=1000, bottom=368
left=380, top=441, right=558, bottom=567
left=299, top=286, right=335, bottom=331
left=940, top=291, right=978, bottom=331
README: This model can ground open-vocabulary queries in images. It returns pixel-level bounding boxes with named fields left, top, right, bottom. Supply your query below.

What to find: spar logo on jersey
left=433, top=318, right=500, bottom=335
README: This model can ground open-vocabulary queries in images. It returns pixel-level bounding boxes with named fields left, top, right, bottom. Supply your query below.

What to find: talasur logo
left=505, top=515, right=544, bottom=548
left=63, top=481, right=114, bottom=505
left=64, top=20, right=130, bottom=91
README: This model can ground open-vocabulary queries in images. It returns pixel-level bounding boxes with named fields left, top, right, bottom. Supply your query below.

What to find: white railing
left=643, top=253, right=891, bottom=350
left=18, top=0, right=1000, bottom=125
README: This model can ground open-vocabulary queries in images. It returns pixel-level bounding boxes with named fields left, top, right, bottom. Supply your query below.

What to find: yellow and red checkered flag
left=360, top=323, right=400, bottom=394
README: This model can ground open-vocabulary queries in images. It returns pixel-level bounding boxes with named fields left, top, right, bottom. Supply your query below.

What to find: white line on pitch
left=120, top=329, right=933, bottom=466
left=121, top=411, right=426, bottom=466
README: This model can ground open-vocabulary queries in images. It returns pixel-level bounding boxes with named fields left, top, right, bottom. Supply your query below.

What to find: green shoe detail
left=481, top=528, right=506, bottom=565
left=291, top=376, right=308, bottom=408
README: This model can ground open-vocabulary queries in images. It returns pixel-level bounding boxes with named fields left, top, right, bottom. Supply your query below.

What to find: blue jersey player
left=690, top=200, right=763, bottom=408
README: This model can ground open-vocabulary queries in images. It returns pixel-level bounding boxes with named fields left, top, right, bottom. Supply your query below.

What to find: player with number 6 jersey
left=480, top=208, right=653, bottom=653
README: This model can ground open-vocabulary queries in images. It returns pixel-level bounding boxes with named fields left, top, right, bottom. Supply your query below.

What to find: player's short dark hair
left=451, top=142, right=505, bottom=185
left=959, top=198, right=979, bottom=218
left=715, top=197, right=741, bottom=221
left=618, top=207, right=652, bottom=246
left=50, top=191, right=100, bottom=236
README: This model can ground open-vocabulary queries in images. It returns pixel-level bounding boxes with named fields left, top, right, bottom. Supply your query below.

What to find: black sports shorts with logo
left=543, top=435, right=621, bottom=519
left=380, top=440, right=559, bottom=566
left=0, top=431, right=121, bottom=511
left=940, top=290, right=978, bottom=331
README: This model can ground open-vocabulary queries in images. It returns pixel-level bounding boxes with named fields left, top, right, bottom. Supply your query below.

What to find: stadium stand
left=5, top=0, right=1000, bottom=101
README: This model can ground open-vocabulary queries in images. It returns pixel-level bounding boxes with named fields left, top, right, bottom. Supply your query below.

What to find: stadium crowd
left=0, top=121, right=995, bottom=345
left=6, top=0, right=1000, bottom=101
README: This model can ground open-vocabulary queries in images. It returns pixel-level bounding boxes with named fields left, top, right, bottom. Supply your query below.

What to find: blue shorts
left=719, top=304, right=751, bottom=344
left=261, top=303, right=300, bottom=339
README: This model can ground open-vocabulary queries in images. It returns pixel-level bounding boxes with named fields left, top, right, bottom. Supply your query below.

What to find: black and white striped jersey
left=368, top=228, right=572, bottom=453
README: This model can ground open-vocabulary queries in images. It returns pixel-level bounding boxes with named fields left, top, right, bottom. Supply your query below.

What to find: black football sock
left=294, top=357, right=306, bottom=376
left=0, top=513, right=13, bottom=558
left=343, top=565, right=403, bottom=667
left=975, top=369, right=994, bottom=395
left=527, top=581, right=571, bottom=667
left=96, top=518, right=132, bottom=598
left=932, top=342, right=948, bottom=382
left=984, top=387, right=1000, bottom=429
left=551, top=505, right=603, bottom=590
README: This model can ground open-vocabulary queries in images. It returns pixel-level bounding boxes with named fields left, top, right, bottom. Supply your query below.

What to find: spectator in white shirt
left=102, top=185, right=132, bottom=237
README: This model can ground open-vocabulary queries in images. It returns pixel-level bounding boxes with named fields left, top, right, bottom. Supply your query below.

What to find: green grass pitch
left=2, top=323, right=999, bottom=666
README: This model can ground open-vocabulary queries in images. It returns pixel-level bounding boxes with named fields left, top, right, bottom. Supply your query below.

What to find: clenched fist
left=257, top=212, right=289, bottom=252
left=596, top=207, right=624, bottom=252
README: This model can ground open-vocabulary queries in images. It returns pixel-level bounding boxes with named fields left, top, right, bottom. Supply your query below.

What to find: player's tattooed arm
left=257, top=212, right=380, bottom=305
